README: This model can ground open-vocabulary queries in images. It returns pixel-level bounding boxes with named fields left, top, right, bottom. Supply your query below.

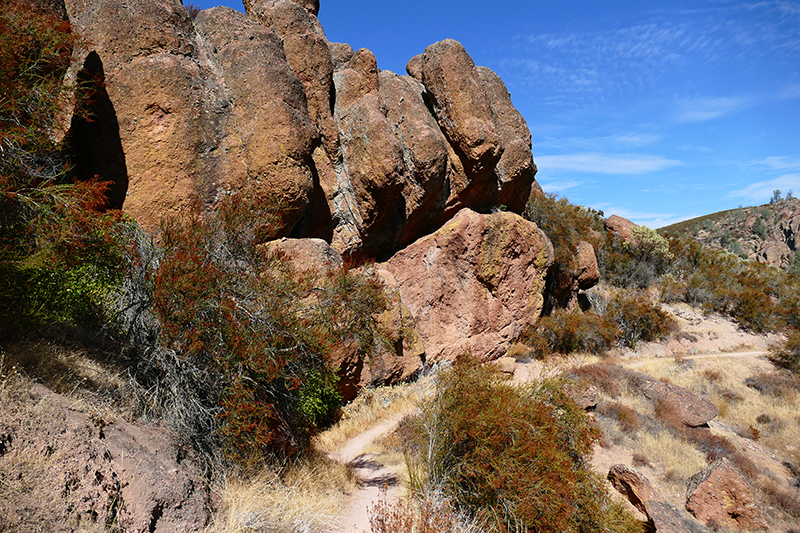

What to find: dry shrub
left=522, top=309, right=618, bottom=358
left=744, top=372, right=800, bottom=398
left=597, top=401, right=642, bottom=434
left=701, top=367, right=723, bottom=382
left=769, top=328, right=800, bottom=375
left=605, top=292, right=677, bottom=349
left=758, top=478, right=800, bottom=518
left=368, top=489, right=484, bottom=533
left=207, top=454, right=353, bottom=533
left=406, top=354, right=641, bottom=533
left=567, top=363, right=637, bottom=398
left=631, top=453, right=651, bottom=468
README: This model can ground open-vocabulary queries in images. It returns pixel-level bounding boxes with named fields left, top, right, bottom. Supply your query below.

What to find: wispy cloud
left=673, top=95, right=751, bottom=122
left=727, top=174, right=800, bottom=203
left=590, top=203, right=693, bottom=228
left=536, top=153, right=681, bottom=174
left=537, top=179, right=584, bottom=193
left=757, top=155, right=800, bottom=171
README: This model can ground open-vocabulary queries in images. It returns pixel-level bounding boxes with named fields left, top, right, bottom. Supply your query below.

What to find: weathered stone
left=64, top=0, right=227, bottom=231
left=243, top=0, right=338, bottom=153
left=195, top=7, right=318, bottom=237
left=637, top=374, right=719, bottom=427
left=608, top=465, right=692, bottom=533
left=405, top=53, right=423, bottom=79
left=382, top=208, right=554, bottom=362
left=421, top=39, right=502, bottom=175
left=643, top=501, right=694, bottom=533
left=576, top=241, right=600, bottom=290
left=477, top=66, right=536, bottom=213
left=608, top=464, right=660, bottom=514
left=606, top=214, right=638, bottom=242
left=378, top=71, right=450, bottom=247
left=686, top=458, right=769, bottom=531
left=261, top=237, right=343, bottom=272
left=330, top=42, right=354, bottom=70
left=567, top=381, right=599, bottom=410
left=332, top=49, right=406, bottom=257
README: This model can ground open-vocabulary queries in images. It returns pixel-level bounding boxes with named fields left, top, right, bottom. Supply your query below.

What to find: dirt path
left=625, top=350, right=770, bottom=369
left=330, top=412, right=411, bottom=533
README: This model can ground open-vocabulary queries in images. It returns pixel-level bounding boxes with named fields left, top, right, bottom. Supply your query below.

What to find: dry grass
left=205, top=457, right=352, bottom=533
left=314, top=377, right=433, bottom=455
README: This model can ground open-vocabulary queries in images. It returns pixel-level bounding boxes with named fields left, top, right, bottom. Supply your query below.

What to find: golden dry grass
left=205, top=453, right=356, bottom=533
left=313, top=377, right=433, bottom=455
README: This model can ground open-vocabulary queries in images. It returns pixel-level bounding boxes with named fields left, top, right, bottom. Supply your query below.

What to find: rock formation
left=63, top=0, right=540, bottom=259
left=685, top=458, right=769, bottom=531
left=0, top=383, right=208, bottom=532
left=382, top=208, right=554, bottom=362
left=608, top=464, right=692, bottom=533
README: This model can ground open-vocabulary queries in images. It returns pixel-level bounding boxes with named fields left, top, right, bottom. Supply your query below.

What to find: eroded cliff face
left=63, top=0, right=538, bottom=259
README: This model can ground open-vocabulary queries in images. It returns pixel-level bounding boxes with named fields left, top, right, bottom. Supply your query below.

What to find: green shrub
left=521, top=309, right=618, bottom=358
left=605, top=292, right=676, bottom=348
left=407, top=355, right=641, bottom=533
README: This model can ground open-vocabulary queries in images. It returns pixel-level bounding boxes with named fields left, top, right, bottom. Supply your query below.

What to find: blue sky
left=190, top=0, right=800, bottom=227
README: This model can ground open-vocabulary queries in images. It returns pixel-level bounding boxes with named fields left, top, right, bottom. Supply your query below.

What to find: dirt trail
left=330, top=412, right=411, bottom=533
left=625, top=349, right=770, bottom=369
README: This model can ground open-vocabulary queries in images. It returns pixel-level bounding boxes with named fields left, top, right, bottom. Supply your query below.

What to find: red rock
left=608, top=465, right=693, bottom=533
left=382, top=208, right=553, bottom=362
left=685, top=458, right=769, bottom=530
left=637, top=374, right=719, bottom=427
left=421, top=39, right=502, bottom=175
left=606, top=214, right=638, bottom=242
left=195, top=7, right=319, bottom=238
left=576, top=241, right=600, bottom=290
left=243, top=0, right=338, bottom=154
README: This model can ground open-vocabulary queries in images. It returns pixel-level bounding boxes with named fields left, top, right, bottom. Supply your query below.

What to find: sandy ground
left=328, top=412, right=411, bottom=533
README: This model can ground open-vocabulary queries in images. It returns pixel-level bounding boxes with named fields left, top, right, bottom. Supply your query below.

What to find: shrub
left=406, top=354, right=641, bottom=533
left=130, top=189, right=389, bottom=466
left=771, top=329, right=800, bottom=375
left=0, top=1, right=132, bottom=336
left=521, top=308, right=618, bottom=358
left=605, top=292, right=677, bottom=349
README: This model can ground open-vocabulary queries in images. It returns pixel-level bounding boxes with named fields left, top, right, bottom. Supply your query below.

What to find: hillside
left=660, top=196, right=800, bottom=271
left=3, top=0, right=800, bottom=532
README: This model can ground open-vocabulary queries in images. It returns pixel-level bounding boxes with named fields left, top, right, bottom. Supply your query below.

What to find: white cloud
left=536, top=153, right=681, bottom=174
left=537, top=179, right=583, bottom=193
left=727, top=174, right=800, bottom=203
left=591, top=204, right=695, bottom=228
left=673, top=95, right=750, bottom=122
left=758, top=156, right=800, bottom=171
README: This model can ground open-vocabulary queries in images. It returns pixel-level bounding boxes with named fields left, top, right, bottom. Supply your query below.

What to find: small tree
left=770, top=189, right=782, bottom=204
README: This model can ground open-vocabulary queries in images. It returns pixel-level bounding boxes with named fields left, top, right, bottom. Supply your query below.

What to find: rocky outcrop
left=685, top=458, right=769, bottom=530
left=608, top=465, right=692, bottom=533
left=382, top=208, right=554, bottom=362
left=0, top=383, right=208, bottom=532
left=661, top=197, right=800, bottom=270
left=263, top=238, right=425, bottom=400
left=63, top=0, right=540, bottom=259
left=194, top=7, right=319, bottom=235
left=637, top=374, right=719, bottom=428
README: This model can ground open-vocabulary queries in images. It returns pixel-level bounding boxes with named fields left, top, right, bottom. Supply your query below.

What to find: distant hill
left=660, top=196, right=800, bottom=271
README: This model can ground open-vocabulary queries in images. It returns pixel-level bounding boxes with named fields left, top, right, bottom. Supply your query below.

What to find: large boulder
left=637, top=374, right=719, bottom=428
left=194, top=7, right=319, bottom=237
left=243, top=0, right=338, bottom=154
left=421, top=39, right=501, bottom=176
left=263, top=238, right=425, bottom=400
left=64, top=0, right=227, bottom=230
left=606, top=214, right=637, bottom=242
left=382, top=208, right=553, bottom=362
left=685, top=458, right=769, bottom=531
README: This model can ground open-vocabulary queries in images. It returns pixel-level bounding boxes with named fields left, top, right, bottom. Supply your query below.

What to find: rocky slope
left=660, top=197, right=800, bottom=270
left=62, top=0, right=539, bottom=260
